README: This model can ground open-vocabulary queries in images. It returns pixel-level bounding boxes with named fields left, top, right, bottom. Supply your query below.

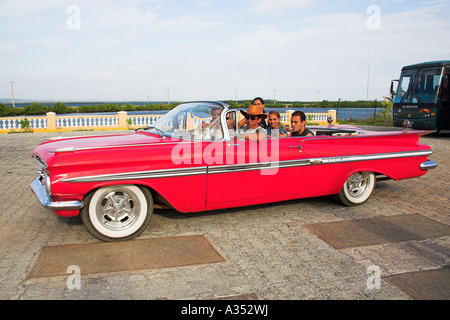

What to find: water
left=54, top=107, right=377, bottom=120
left=265, top=107, right=377, bottom=120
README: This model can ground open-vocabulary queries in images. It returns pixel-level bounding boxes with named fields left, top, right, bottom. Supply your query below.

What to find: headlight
left=43, top=174, right=51, bottom=195
left=33, top=154, right=51, bottom=195
left=33, top=154, right=48, bottom=168
left=37, top=167, right=51, bottom=195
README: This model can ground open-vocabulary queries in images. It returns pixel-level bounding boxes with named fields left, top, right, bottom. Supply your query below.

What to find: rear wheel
left=336, top=172, right=375, bottom=206
left=81, top=185, right=153, bottom=241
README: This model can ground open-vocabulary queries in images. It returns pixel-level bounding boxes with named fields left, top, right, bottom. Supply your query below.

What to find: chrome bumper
left=30, top=178, right=84, bottom=211
left=420, top=160, right=437, bottom=171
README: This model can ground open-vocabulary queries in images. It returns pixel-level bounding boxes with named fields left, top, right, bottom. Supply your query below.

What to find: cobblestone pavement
left=0, top=128, right=448, bottom=300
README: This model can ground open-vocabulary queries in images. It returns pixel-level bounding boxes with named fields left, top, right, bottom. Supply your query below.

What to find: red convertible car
left=30, top=101, right=437, bottom=241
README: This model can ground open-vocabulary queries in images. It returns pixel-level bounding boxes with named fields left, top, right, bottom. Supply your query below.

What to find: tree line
left=226, top=100, right=383, bottom=109
left=0, top=102, right=181, bottom=117
left=0, top=100, right=384, bottom=117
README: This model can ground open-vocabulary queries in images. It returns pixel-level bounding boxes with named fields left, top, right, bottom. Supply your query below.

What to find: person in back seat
left=289, top=111, right=314, bottom=137
left=267, top=110, right=288, bottom=137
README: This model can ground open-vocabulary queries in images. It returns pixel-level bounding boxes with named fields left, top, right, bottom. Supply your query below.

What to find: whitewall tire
left=336, top=172, right=375, bottom=206
left=81, top=185, right=153, bottom=241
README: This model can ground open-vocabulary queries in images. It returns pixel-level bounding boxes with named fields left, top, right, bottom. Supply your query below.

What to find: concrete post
left=46, top=112, right=56, bottom=130
left=118, top=111, right=128, bottom=128
left=285, top=110, right=295, bottom=124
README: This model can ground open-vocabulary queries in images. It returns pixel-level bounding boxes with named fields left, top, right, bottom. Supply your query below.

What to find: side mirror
left=390, top=80, right=399, bottom=99
left=443, top=74, right=449, bottom=92
left=227, top=110, right=240, bottom=140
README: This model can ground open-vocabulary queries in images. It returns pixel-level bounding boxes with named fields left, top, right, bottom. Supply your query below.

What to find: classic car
left=30, top=101, right=437, bottom=241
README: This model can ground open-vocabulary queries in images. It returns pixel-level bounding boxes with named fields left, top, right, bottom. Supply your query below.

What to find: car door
left=206, top=111, right=309, bottom=206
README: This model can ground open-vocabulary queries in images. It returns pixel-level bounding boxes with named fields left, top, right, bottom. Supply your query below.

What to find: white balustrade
left=0, top=110, right=336, bottom=131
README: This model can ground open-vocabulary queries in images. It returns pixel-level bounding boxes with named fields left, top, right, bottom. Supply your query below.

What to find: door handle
left=288, top=146, right=303, bottom=152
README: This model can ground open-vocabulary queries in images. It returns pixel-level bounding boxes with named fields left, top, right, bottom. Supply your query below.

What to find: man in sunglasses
left=239, top=104, right=267, bottom=142
left=237, top=97, right=268, bottom=129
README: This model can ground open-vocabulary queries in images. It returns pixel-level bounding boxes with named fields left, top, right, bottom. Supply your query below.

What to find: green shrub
left=19, top=117, right=31, bottom=129
left=51, top=102, right=69, bottom=114
left=24, top=103, right=48, bottom=115
left=0, top=103, right=11, bottom=117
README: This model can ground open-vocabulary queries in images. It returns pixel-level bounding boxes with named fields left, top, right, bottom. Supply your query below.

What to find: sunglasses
left=245, top=115, right=259, bottom=120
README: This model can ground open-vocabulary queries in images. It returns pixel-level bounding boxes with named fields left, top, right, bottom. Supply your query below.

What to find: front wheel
left=80, top=185, right=153, bottom=241
left=336, top=172, right=375, bottom=206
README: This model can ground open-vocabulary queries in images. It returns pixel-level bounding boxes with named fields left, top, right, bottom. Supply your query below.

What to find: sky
left=1, top=0, right=449, bottom=103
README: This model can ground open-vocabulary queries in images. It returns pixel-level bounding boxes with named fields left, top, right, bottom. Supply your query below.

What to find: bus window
left=443, top=72, right=450, bottom=100
left=396, top=72, right=415, bottom=102
left=445, top=73, right=449, bottom=92
left=396, top=67, right=443, bottom=104
left=416, top=67, right=442, bottom=101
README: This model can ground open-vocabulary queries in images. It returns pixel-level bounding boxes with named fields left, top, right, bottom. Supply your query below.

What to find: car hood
left=32, top=132, right=175, bottom=165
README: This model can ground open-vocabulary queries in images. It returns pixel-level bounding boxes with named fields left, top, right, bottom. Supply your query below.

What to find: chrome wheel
left=96, top=188, right=141, bottom=231
left=81, top=185, right=153, bottom=241
left=336, top=172, right=375, bottom=206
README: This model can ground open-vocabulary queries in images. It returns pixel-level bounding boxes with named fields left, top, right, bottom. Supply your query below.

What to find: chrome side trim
left=312, top=150, right=433, bottom=165
left=51, top=147, right=75, bottom=153
left=60, top=150, right=433, bottom=183
left=62, top=166, right=208, bottom=183
left=420, top=160, right=437, bottom=170
left=30, top=178, right=84, bottom=211
left=207, top=160, right=307, bottom=174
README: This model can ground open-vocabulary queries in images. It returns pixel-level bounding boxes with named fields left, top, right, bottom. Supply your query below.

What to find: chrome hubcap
left=96, top=188, right=141, bottom=231
left=346, top=172, right=370, bottom=198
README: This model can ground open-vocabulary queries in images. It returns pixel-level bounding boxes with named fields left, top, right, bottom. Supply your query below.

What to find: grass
left=7, top=128, right=34, bottom=134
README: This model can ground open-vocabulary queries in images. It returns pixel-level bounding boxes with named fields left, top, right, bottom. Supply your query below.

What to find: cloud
left=24, top=38, right=68, bottom=48
left=95, top=8, right=157, bottom=28
left=197, top=0, right=213, bottom=6
left=82, top=1, right=157, bottom=29
left=229, top=12, right=368, bottom=64
left=224, top=2, right=450, bottom=100
left=156, top=15, right=223, bottom=31
left=2, top=0, right=449, bottom=101
left=80, top=1, right=222, bottom=32
left=0, top=0, right=62, bottom=18
left=0, top=41, right=18, bottom=53
left=248, top=0, right=316, bottom=14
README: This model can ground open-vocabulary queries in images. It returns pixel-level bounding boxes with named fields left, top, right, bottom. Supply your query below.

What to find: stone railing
left=0, top=110, right=337, bottom=132
left=281, top=110, right=337, bottom=124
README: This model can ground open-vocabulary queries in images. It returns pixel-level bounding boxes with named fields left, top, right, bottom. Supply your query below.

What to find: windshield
left=395, top=67, right=444, bottom=104
left=145, top=102, right=225, bottom=141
